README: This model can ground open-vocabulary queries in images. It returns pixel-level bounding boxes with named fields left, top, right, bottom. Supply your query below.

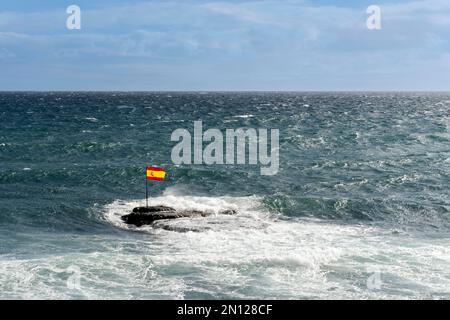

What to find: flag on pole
left=146, top=166, right=166, bottom=181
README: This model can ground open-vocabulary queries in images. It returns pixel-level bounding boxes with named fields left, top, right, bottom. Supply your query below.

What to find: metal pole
left=146, top=174, right=148, bottom=208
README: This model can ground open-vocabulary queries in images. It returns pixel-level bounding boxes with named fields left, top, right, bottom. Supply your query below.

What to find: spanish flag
left=146, top=166, right=166, bottom=181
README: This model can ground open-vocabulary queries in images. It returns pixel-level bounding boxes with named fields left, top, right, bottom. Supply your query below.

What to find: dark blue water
left=1, top=92, right=450, bottom=299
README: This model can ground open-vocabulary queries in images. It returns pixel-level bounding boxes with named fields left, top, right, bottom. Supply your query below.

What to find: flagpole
left=145, top=171, right=148, bottom=209
left=145, top=166, right=166, bottom=209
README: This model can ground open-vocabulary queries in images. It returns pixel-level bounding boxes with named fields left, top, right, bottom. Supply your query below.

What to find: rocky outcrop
left=121, top=205, right=237, bottom=227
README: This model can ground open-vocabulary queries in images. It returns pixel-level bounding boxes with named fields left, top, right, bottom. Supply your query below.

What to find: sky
left=0, top=0, right=449, bottom=91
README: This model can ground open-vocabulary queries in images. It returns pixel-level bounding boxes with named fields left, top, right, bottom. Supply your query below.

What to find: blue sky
left=0, top=0, right=449, bottom=91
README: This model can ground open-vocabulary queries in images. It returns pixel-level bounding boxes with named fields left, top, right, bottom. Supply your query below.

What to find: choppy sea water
left=1, top=92, right=450, bottom=299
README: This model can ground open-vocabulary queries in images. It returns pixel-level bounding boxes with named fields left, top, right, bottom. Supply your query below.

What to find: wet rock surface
left=121, top=205, right=237, bottom=227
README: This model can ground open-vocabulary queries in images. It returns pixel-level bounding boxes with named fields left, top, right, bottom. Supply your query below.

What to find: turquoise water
left=1, top=92, right=450, bottom=299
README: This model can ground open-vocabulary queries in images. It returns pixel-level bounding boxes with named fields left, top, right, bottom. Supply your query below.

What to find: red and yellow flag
left=146, top=166, right=166, bottom=181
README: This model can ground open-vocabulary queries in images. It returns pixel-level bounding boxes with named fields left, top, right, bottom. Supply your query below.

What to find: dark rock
left=152, top=222, right=209, bottom=233
left=121, top=206, right=237, bottom=227
left=219, top=209, right=238, bottom=215
left=132, top=205, right=176, bottom=213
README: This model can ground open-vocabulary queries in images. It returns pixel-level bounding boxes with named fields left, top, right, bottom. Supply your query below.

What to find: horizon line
left=1, top=90, right=449, bottom=93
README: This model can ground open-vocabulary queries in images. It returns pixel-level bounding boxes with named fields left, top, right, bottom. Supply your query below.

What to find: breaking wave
left=2, top=92, right=450, bottom=299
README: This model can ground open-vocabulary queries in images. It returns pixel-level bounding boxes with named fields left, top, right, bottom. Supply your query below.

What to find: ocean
left=1, top=92, right=450, bottom=299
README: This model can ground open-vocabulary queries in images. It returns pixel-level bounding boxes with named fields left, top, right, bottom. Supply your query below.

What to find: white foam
left=102, top=189, right=270, bottom=233
left=233, top=114, right=254, bottom=118
left=93, top=192, right=450, bottom=299
left=2, top=191, right=450, bottom=299
left=98, top=190, right=450, bottom=299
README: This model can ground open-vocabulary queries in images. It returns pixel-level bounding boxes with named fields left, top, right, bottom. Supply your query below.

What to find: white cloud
left=0, top=0, right=449, bottom=90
